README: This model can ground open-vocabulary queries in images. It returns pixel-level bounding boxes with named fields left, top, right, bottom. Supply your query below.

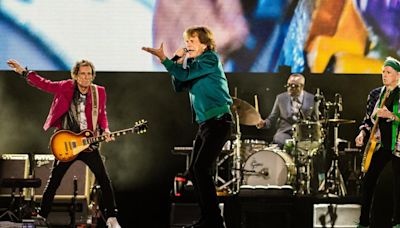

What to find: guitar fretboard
left=83, top=127, right=137, bottom=145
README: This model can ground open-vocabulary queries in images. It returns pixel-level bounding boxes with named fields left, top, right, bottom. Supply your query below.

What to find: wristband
left=21, top=67, right=28, bottom=78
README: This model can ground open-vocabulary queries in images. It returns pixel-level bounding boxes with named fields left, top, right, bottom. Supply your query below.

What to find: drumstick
left=254, top=95, right=259, bottom=112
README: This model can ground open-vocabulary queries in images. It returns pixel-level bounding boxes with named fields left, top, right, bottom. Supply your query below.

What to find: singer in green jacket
left=143, top=26, right=232, bottom=228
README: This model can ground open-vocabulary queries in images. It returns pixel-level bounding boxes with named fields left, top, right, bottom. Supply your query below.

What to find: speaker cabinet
left=0, top=154, right=29, bottom=196
left=34, top=154, right=94, bottom=200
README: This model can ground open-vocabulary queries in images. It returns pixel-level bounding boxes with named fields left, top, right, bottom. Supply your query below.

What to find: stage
left=0, top=175, right=396, bottom=228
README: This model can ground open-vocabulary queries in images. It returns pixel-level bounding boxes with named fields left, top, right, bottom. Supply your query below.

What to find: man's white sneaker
left=106, top=217, right=121, bottom=228
left=36, top=214, right=46, bottom=220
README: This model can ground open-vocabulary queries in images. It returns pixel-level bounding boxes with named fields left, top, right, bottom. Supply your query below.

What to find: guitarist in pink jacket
left=355, top=57, right=400, bottom=228
left=7, top=59, right=121, bottom=228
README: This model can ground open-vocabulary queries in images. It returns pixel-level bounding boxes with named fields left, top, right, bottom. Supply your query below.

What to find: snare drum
left=242, top=149, right=296, bottom=186
left=293, top=121, right=323, bottom=151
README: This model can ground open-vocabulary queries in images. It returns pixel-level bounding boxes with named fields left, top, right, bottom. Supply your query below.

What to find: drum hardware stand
left=215, top=110, right=242, bottom=194
left=215, top=151, right=237, bottom=194
left=343, top=148, right=362, bottom=195
left=318, top=103, right=347, bottom=197
left=229, top=95, right=263, bottom=193
left=294, top=147, right=313, bottom=195
left=232, top=111, right=243, bottom=193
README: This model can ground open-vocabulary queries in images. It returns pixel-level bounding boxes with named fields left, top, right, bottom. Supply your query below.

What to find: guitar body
left=360, top=89, right=391, bottom=173
left=49, top=120, right=148, bottom=162
left=362, top=137, right=377, bottom=173
left=50, top=130, right=93, bottom=162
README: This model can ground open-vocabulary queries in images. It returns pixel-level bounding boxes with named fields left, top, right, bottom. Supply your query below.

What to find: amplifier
left=0, top=154, right=29, bottom=196
left=34, top=154, right=94, bottom=200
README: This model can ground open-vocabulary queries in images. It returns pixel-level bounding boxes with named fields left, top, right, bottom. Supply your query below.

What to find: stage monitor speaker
left=313, top=203, right=361, bottom=228
left=0, top=154, right=29, bottom=196
left=170, top=203, right=224, bottom=227
left=34, top=154, right=94, bottom=200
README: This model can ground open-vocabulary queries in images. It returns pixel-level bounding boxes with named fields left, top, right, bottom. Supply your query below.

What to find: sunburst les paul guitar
left=361, top=91, right=390, bottom=173
left=50, top=120, right=148, bottom=162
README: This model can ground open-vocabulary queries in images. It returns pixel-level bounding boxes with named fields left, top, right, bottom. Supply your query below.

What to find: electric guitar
left=50, top=120, right=148, bottom=162
left=361, top=91, right=390, bottom=173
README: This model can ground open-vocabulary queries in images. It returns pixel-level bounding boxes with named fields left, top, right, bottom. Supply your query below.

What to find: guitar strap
left=392, top=91, right=399, bottom=151
left=91, top=84, right=99, bottom=133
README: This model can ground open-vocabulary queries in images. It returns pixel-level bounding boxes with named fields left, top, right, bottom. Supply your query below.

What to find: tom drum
left=293, top=121, right=323, bottom=151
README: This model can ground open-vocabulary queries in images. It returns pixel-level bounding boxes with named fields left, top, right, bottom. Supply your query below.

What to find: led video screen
left=0, top=0, right=398, bottom=73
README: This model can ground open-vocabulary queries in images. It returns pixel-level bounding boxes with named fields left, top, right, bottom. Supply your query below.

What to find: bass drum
left=243, top=149, right=296, bottom=186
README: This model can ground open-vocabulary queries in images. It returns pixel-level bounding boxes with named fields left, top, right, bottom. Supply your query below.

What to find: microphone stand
left=70, top=176, right=78, bottom=228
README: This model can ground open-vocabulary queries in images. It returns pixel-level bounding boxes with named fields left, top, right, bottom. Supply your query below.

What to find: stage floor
left=0, top=190, right=395, bottom=228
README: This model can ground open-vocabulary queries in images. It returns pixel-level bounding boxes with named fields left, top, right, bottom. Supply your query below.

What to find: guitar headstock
left=134, top=119, right=148, bottom=134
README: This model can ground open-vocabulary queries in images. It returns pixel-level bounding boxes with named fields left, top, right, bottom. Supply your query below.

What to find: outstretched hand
left=142, top=43, right=167, bottom=62
left=7, top=59, right=25, bottom=75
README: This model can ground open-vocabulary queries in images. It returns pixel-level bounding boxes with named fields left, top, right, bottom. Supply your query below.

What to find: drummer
left=256, top=73, right=316, bottom=149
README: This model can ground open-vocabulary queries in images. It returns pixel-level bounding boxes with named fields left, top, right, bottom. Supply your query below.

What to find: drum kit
left=215, top=92, right=356, bottom=197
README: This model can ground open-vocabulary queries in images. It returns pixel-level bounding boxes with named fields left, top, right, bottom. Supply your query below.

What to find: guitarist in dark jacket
left=7, top=59, right=121, bottom=228
left=355, top=57, right=400, bottom=228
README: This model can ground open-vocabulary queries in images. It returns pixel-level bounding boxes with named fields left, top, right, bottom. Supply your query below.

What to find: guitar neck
left=86, top=128, right=136, bottom=144
left=368, top=90, right=391, bottom=139
left=368, top=118, right=381, bottom=140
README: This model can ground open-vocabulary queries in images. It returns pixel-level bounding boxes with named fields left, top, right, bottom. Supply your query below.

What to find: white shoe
left=33, top=214, right=47, bottom=226
left=106, top=217, right=121, bottom=228
left=36, top=214, right=46, bottom=220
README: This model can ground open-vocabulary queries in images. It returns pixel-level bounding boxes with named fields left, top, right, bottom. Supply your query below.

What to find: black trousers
left=189, top=114, right=232, bottom=222
left=40, top=150, right=117, bottom=218
left=359, top=147, right=400, bottom=225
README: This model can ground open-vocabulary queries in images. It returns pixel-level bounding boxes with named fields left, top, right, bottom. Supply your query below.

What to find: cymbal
left=230, top=97, right=262, bottom=126
left=326, top=118, right=356, bottom=124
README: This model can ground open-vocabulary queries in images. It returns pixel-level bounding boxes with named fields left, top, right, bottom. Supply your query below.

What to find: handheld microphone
left=171, top=48, right=189, bottom=61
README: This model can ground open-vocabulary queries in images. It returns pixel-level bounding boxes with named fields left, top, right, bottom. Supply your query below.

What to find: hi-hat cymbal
left=230, top=97, right=262, bottom=126
left=326, top=118, right=356, bottom=124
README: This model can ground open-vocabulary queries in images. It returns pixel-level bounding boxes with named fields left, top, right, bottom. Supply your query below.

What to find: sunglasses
left=285, top=83, right=303, bottom=88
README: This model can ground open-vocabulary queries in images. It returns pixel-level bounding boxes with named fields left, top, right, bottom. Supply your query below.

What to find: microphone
left=314, top=89, right=325, bottom=102
left=171, top=48, right=189, bottom=61
left=335, top=93, right=343, bottom=112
